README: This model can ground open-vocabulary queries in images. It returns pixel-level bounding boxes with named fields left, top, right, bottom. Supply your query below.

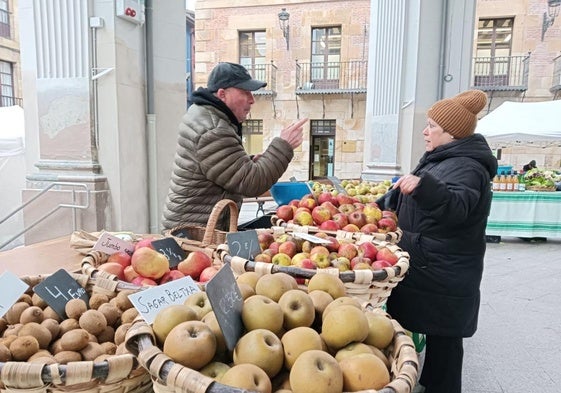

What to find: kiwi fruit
left=79, top=310, right=107, bottom=336
left=29, top=356, right=57, bottom=364
left=114, top=322, right=131, bottom=346
left=18, top=322, right=52, bottom=349
left=54, top=350, right=82, bottom=364
left=49, top=338, right=64, bottom=354
left=60, top=329, right=90, bottom=352
left=19, top=306, right=44, bottom=324
left=58, top=319, right=80, bottom=337
left=1, top=335, right=18, bottom=348
left=89, top=293, right=109, bottom=310
left=3, top=323, right=23, bottom=338
left=0, top=318, right=8, bottom=335
left=9, top=335, right=40, bottom=361
left=113, top=290, right=135, bottom=311
left=120, top=307, right=139, bottom=324
left=99, top=341, right=117, bottom=355
left=96, top=326, right=115, bottom=344
left=41, top=319, right=60, bottom=340
left=0, top=343, right=11, bottom=362
left=65, top=299, right=88, bottom=320
left=80, top=342, right=105, bottom=361
left=17, top=293, right=33, bottom=306
left=97, top=303, right=122, bottom=327
left=31, top=293, right=48, bottom=308
left=94, top=353, right=112, bottom=362
left=43, top=306, right=62, bottom=322
left=27, top=349, right=53, bottom=361
left=5, top=302, right=29, bottom=325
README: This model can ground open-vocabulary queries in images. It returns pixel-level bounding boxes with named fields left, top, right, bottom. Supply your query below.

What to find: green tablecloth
left=486, top=191, right=561, bottom=238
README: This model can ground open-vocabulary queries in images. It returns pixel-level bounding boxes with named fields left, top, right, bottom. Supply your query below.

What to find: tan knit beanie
left=427, top=89, right=487, bottom=139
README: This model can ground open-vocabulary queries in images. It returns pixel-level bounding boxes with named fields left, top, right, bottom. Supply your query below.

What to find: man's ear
left=215, top=88, right=226, bottom=100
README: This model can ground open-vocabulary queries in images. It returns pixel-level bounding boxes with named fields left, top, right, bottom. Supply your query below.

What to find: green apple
left=289, top=350, right=343, bottom=393
left=163, top=320, right=216, bottom=370
left=281, top=326, right=323, bottom=370
left=183, top=291, right=212, bottom=320
left=233, top=329, right=284, bottom=378
left=364, top=312, right=395, bottom=350
left=220, top=363, right=272, bottom=392
left=199, top=361, right=230, bottom=381
left=277, top=289, right=315, bottom=330
left=241, top=295, right=283, bottom=335
left=306, top=273, right=347, bottom=299
left=152, top=304, right=198, bottom=346
left=321, top=305, right=369, bottom=350
left=339, top=353, right=390, bottom=391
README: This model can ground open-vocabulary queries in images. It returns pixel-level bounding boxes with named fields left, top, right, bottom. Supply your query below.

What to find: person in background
left=386, top=90, right=498, bottom=393
left=522, top=159, right=537, bottom=173
left=162, top=62, right=308, bottom=231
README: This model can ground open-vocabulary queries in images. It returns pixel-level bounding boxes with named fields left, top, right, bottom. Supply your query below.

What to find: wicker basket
left=0, top=274, right=151, bottom=393
left=526, top=185, right=557, bottom=191
left=270, top=214, right=403, bottom=244
left=215, top=229, right=410, bottom=309
left=164, top=199, right=239, bottom=254
left=124, top=308, right=418, bottom=393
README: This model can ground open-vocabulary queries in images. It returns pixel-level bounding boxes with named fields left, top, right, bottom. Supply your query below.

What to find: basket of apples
left=124, top=271, right=419, bottom=393
left=271, top=192, right=402, bottom=244
left=214, top=226, right=409, bottom=310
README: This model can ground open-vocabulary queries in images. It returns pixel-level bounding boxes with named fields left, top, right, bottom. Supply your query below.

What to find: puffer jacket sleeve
left=196, top=121, right=294, bottom=198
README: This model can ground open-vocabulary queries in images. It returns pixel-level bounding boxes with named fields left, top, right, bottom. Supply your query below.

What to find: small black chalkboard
left=151, top=238, right=186, bottom=268
left=172, top=228, right=190, bottom=239
left=33, top=269, right=89, bottom=319
left=205, top=264, right=244, bottom=351
left=226, top=230, right=261, bottom=260
left=328, top=176, right=347, bottom=194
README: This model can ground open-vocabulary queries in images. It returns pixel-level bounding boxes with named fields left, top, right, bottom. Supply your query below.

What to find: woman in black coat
left=386, top=90, right=498, bottom=393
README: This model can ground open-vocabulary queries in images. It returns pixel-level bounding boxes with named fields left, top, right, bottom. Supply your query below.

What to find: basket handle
left=203, top=199, right=239, bottom=244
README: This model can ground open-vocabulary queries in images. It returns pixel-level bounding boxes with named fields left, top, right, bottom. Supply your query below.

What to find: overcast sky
left=186, top=0, right=195, bottom=11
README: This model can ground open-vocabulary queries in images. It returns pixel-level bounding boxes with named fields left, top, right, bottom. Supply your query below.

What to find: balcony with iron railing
left=295, top=60, right=368, bottom=95
left=471, top=54, right=530, bottom=92
left=550, top=54, right=561, bottom=95
left=0, top=96, right=22, bottom=107
left=245, top=61, right=277, bottom=96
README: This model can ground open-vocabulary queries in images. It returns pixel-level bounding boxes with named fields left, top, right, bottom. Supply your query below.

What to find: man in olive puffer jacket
left=162, top=62, right=307, bottom=232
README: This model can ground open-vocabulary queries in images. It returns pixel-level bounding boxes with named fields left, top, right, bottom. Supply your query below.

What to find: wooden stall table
left=0, top=235, right=83, bottom=276
left=486, top=191, right=561, bottom=239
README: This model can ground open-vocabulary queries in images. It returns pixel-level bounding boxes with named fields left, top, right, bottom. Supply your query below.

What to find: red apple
left=299, top=195, right=317, bottom=210
left=177, top=250, right=212, bottom=280
left=332, top=213, right=349, bottom=229
left=294, top=210, right=314, bottom=226
left=324, top=237, right=340, bottom=253
left=338, top=243, right=358, bottom=260
left=278, top=241, right=298, bottom=258
left=352, top=262, right=372, bottom=270
left=338, top=203, right=356, bottom=215
left=371, top=260, right=393, bottom=270
left=317, top=191, right=335, bottom=205
left=336, top=194, right=355, bottom=206
left=123, top=265, right=140, bottom=282
left=97, top=262, right=125, bottom=281
left=107, top=251, right=132, bottom=268
left=254, top=253, right=272, bottom=263
left=353, top=202, right=365, bottom=211
left=377, top=217, right=398, bottom=233
left=276, top=205, right=294, bottom=222
left=320, top=201, right=339, bottom=216
left=134, top=237, right=155, bottom=251
left=288, top=199, right=300, bottom=208
left=363, top=205, right=383, bottom=224
left=341, top=223, right=360, bottom=232
left=359, top=223, right=379, bottom=234
left=131, top=247, right=170, bottom=280
left=348, top=211, right=367, bottom=228
left=351, top=256, right=372, bottom=269
left=159, top=270, right=186, bottom=284
left=311, top=206, right=332, bottom=225
left=358, top=242, right=378, bottom=260
left=258, top=232, right=275, bottom=251
left=319, top=220, right=339, bottom=232
left=310, top=245, right=330, bottom=257
left=382, top=210, right=398, bottom=222
left=268, top=242, right=280, bottom=255
left=199, top=266, right=219, bottom=282
left=376, top=247, right=399, bottom=265
left=131, top=276, right=158, bottom=287
left=300, top=258, right=316, bottom=269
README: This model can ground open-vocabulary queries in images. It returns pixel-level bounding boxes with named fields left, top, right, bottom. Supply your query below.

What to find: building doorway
left=309, top=120, right=336, bottom=180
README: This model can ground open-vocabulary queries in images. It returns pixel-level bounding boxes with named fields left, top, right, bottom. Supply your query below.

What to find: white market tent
left=476, top=100, right=561, bottom=147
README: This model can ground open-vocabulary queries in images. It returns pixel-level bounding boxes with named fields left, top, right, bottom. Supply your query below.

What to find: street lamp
left=278, top=8, right=290, bottom=50
left=542, top=0, right=561, bottom=41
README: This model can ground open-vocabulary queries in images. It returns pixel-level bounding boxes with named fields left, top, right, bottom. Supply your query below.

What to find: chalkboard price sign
left=33, top=269, right=89, bottom=319
left=151, top=238, right=186, bottom=268
left=205, top=264, right=244, bottom=351
left=0, top=271, right=29, bottom=319
left=226, top=230, right=261, bottom=260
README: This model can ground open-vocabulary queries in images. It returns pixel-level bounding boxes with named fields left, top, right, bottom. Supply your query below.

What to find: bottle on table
left=512, top=171, right=519, bottom=191
left=518, top=172, right=526, bottom=192
left=492, top=175, right=500, bottom=191
left=506, top=171, right=514, bottom=192
left=499, top=174, right=507, bottom=191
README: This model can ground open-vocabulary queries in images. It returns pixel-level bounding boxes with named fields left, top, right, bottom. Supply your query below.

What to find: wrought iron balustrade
left=471, top=54, right=530, bottom=91
left=295, top=60, right=368, bottom=94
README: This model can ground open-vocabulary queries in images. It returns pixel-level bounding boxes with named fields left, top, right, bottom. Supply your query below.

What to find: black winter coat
left=386, top=133, right=498, bottom=337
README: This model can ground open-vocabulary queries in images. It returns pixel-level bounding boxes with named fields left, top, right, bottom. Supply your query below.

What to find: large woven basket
left=0, top=274, right=152, bottom=393
left=215, top=228, right=410, bottom=310
left=164, top=199, right=239, bottom=253
left=270, top=215, right=403, bottom=244
left=124, top=308, right=418, bottom=393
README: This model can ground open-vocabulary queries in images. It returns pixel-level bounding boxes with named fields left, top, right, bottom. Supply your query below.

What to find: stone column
left=19, top=0, right=109, bottom=245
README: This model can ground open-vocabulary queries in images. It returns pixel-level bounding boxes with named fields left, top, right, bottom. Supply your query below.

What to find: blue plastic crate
left=269, top=182, right=311, bottom=206
left=497, top=165, right=513, bottom=175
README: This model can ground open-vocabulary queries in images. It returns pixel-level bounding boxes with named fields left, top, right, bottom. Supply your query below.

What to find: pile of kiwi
left=0, top=288, right=139, bottom=367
